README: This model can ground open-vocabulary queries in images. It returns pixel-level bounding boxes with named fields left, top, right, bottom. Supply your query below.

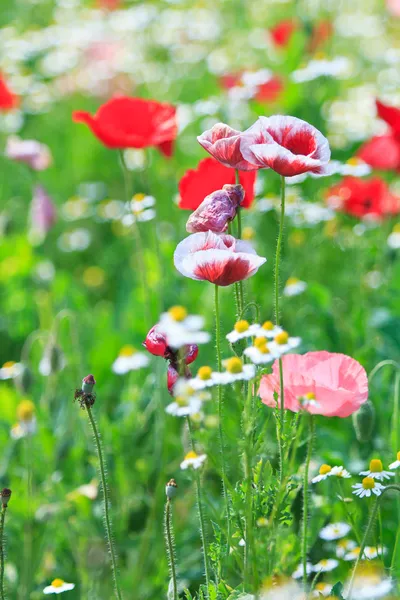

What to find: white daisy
left=312, top=582, right=333, bottom=597
left=312, top=464, right=334, bottom=483
left=226, top=319, right=260, bottom=343
left=112, top=346, right=149, bottom=374
left=292, top=562, right=312, bottom=580
left=352, top=477, right=385, bottom=498
left=336, top=538, right=357, bottom=558
left=189, top=366, right=220, bottom=390
left=319, top=522, right=351, bottom=541
left=213, top=357, right=256, bottom=385
left=343, top=546, right=386, bottom=562
left=291, top=56, right=352, bottom=83
left=180, top=451, right=207, bottom=470
left=359, top=459, right=394, bottom=481
left=312, top=558, right=339, bottom=573
left=158, top=306, right=210, bottom=349
left=0, top=361, right=23, bottom=380
left=267, top=330, right=302, bottom=357
left=243, top=341, right=277, bottom=365
left=387, top=225, right=400, bottom=250
left=343, top=571, right=392, bottom=600
left=283, top=277, right=307, bottom=297
left=10, top=418, right=37, bottom=440
left=43, top=579, right=75, bottom=594
left=166, top=379, right=210, bottom=417
left=389, top=451, right=400, bottom=470
left=252, top=320, right=283, bottom=339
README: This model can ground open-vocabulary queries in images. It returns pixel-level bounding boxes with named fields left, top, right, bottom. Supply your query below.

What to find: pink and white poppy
left=197, top=123, right=259, bottom=171
left=5, top=136, right=52, bottom=171
left=240, top=115, right=331, bottom=177
left=186, top=184, right=244, bottom=234
left=259, top=351, right=368, bottom=417
left=174, top=231, right=266, bottom=287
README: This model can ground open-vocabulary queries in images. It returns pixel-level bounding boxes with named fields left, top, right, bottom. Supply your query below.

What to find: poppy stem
left=0, top=505, right=8, bottom=600
left=301, top=414, right=315, bottom=589
left=234, top=169, right=244, bottom=317
left=164, top=498, right=178, bottom=600
left=186, top=417, right=210, bottom=596
left=86, top=406, right=123, bottom=600
left=214, top=284, right=231, bottom=555
left=275, top=175, right=286, bottom=483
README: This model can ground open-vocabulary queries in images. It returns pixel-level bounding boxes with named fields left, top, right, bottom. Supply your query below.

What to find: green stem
left=243, top=382, right=257, bottom=592
left=214, top=284, right=231, bottom=554
left=336, top=480, right=362, bottom=545
left=86, top=407, right=123, bottom=600
left=234, top=169, right=244, bottom=314
left=348, top=485, right=400, bottom=599
left=0, top=506, right=7, bottom=600
left=187, top=418, right=210, bottom=597
left=302, top=414, right=315, bottom=588
left=165, top=500, right=178, bottom=600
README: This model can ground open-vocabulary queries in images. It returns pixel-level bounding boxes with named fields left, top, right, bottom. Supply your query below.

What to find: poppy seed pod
left=353, top=400, right=375, bottom=443
left=82, top=374, right=96, bottom=394
left=186, top=184, right=244, bottom=234
left=1, top=488, right=12, bottom=507
left=165, top=479, right=178, bottom=500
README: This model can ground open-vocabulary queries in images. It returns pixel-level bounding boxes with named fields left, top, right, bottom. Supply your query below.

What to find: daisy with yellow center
left=244, top=338, right=277, bottom=365
left=166, top=379, right=210, bottom=417
left=17, top=399, right=35, bottom=422
left=11, top=399, right=37, bottom=440
left=213, top=357, right=256, bottom=385
left=283, top=277, right=307, bottom=297
left=129, top=193, right=156, bottom=220
left=389, top=450, right=400, bottom=470
left=312, top=464, right=351, bottom=484
left=180, top=450, right=207, bottom=470
left=352, top=476, right=385, bottom=498
left=344, top=545, right=386, bottom=561
left=189, top=366, right=219, bottom=390
left=336, top=538, right=357, bottom=558
left=343, top=566, right=392, bottom=599
left=254, top=320, right=282, bottom=339
left=112, top=345, right=149, bottom=375
left=359, top=458, right=394, bottom=481
left=268, top=329, right=301, bottom=356
left=0, top=360, right=23, bottom=380
left=158, top=307, right=210, bottom=349
left=387, top=224, right=400, bottom=249
left=226, top=319, right=259, bottom=343
left=312, top=558, right=339, bottom=573
left=312, top=582, right=333, bottom=597
left=319, top=522, right=351, bottom=541
left=43, top=578, right=75, bottom=594
left=298, top=391, right=320, bottom=411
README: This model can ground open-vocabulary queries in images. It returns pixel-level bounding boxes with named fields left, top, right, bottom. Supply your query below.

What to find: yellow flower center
left=225, top=357, right=243, bottom=374
left=234, top=320, right=249, bottom=333
left=175, top=396, right=189, bottom=407
left=304, top=392, right=315, bottom=400
left=262, top=321, right=274, bottom=331
left=274, top=331, right=289, bottom=345
left=197, top=366, right=212, bottom=380
left=369, top=459, right=383, bottom=473
left=319, top=559, right=328, bottom=566
left=17, top=400, right=35, bottom=422
left=2, top=361, right=15, bottom=369
left=242, top=226, right=255, bottom=240
left=346, top=157, right=361, bottom=166
left=82, top=266, right=105, bottom=287
left=397, top=451, right=400, bottom=461
left=51, top=579, right=65, bottom=588
left=119, top=345, right=136, bottom=357
left=315, top=583, right=330, bottom=592
left=132, top=193, right=146, bottom=202
left=286, top=277, right=299, bottom=286
left=168, top=306, right=187, bottom=322
left=258, top=343, right=270, bottom=355
left=184, top=451, right=198, bottom=460
left=254, top=337, right=267, bottom=349
left=393, top=223, right=400, bottom=233
left=319, top=464, right=332, bottom=475
left=362, top=476, right=375, bottom=490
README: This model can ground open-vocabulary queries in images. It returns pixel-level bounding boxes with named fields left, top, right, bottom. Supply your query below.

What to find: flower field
left=1, top=0, right=400, bottom=598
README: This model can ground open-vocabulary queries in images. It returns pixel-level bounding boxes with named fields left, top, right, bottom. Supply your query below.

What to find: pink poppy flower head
left=259, top=351, right=368, bottom=418
left=6, top=136, right=52, bottom=171
left=30, top=185, right=57, bottom=235
left=197, top=123, right=259, bottom=171
left=174, top=230, right=266, bottom=287
left=240, top=115, right=331, bottom=177
left=186, top=184, right=244, bottom=234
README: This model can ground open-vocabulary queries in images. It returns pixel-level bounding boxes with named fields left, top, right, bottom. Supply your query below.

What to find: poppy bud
left=186, top=184, right=244, bottom=234
left=167, top=366, right=179, bottom=395
left=14, top=363, right=34, bottom=394
left=165, top=479, right=178, bottom=500
left=1, top=488, right=12, bottom=507
left=143, top=325, right=168, bottom=357
left=82, top=374, right=96, bottom=394
left=184, top=344, right=199, bottom=365
left=353, top=400, right=375, bottom=443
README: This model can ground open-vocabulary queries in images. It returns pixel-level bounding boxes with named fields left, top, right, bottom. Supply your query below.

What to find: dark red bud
left=143, top=325, right=168, bottom=357
left=167, top=365, right=179, bottom=395
left=185, top=344, right=199, bottom=365
left=82, top=374, right=96, bottom=393
left=186, top=184, right=244, bottom=234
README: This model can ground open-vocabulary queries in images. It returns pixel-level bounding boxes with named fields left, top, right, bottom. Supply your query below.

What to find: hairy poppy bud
left=82, top=374, right=96, bottom=394
left=143, top=325, right=168, bottom=357
left=14, top=363, right=34, bottom=394
left=353, top=400, right=375, bottom=443
left=186, top=184, right=244, bottom=234
left=165, top=479, right=178, bottom=500
left=1, top=488, right=12, bottom=507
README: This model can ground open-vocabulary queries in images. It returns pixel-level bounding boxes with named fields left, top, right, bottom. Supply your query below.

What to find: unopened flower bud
left=14, top=363, right=34, bottom=394
left=1, top=488, right=12, bottom=507
left=143, top=325, right=168, bottom=357
left=186, top=184, right=244, bottom=234
left=184, top=344, right=198, bottom=365
left=82, top=374, right=96, bottom=394
left=165, top=479, right=178, bottom=500
left=353, top=400, right=375, bottom=443
left=167, top=366, right=179, bottom=395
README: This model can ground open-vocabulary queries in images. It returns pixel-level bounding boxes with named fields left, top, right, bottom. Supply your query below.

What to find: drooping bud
left=167, top=366, right=179, bottom=395
left=143, top=325, right=168, bottom=357
left=353, top=400, right=375, bottom=443
left=184, top=344, right=199, bottom=365
left=186, top=184, right=244, bottom=233
left=1, top=488, right=12, bottom=507
left=14, top=363, right=34, bottom=394
left=165, top=479, right=178, bottom=500
left=82, top=374, right=96, bottom=394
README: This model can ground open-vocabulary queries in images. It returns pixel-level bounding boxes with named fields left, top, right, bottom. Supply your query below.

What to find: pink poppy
left=30, top=185, right=57, bottom=236
left=259, top=351, right=368, bottom=418
left=186, top=184, right=244, bottom=233
left=240, top=115, right=331, bottom=177
left=174, top=231, right=266, bottom=287
left=5, top=136, right=52, bottom=171
left=197, top=123, right=259, bottom=171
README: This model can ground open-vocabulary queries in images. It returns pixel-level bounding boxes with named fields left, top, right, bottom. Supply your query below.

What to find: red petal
left=357, top=134, right=400, bottom=170
left=376, top=99, right=400, bottom=137
left=193, top=255, right=254, bottom=286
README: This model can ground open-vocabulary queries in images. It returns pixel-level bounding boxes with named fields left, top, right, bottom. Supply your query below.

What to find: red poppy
left=255, top=76, right=284, bottom=104
left=178, top=157, right=256, bottom=210
left=357, top=99, right=400, bottom=171
left=376, top=99, right=400, bottom=138
left=219, top=73, right=242, bottom=90
left=309, top=20, right=334, bottom=52
left=326, top=177, right=400, bottom=219
left=96, top=0, right=121, bottom=8
left=270, top=20, right=297, bottom=47
left=0, top=75, right=18, bottom=111
left=73, top=96, right=177, bottom=157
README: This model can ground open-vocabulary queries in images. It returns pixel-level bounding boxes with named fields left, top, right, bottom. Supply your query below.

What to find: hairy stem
left=0, top=506, right=7, bottom=600
left=165, top=499, right=178, bottom=600
left=302, top=414, right=315, bottom=588
left=86, top=406, right=123, bottom=600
